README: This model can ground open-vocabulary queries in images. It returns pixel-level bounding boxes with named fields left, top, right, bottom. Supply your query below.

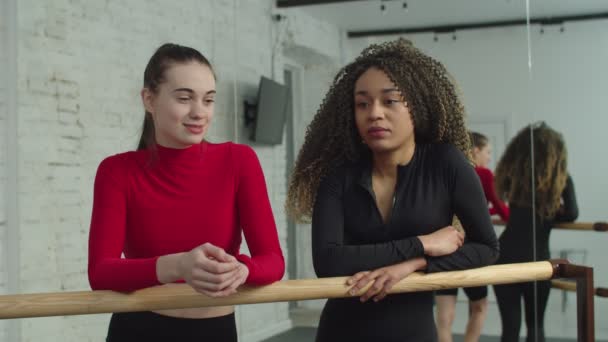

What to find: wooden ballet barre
left=492, top=219, right=608, bottom=232
left=0, top=261, right=563, bottom=319
left=552, top=279, right=577, bottom=291
left=551, top=279, right=608, bottom=298
left=0, top=260, right=594, bottom=342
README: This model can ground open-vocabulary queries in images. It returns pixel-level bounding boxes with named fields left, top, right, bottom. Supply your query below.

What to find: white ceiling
left=288, top=0, right=608, bottom=33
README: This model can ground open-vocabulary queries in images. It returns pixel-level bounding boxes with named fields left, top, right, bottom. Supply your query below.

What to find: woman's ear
left=141, top=88, right=155, bottom=115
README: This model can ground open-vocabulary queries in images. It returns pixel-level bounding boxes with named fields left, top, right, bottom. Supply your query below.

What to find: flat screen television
left=249, top=76, right=289, bottom=145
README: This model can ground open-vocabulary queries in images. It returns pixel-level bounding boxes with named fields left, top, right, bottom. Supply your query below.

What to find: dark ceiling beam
left=276, top=0, right=368, bottom=8
left=348, top=12, right=608, bottom=38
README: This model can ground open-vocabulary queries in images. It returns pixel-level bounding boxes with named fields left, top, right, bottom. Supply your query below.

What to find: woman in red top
left=470, top=132, right=510, bottom=221
left=88, top=43, right=285, bottom=341
left=435, top=131, right=508, bottom=342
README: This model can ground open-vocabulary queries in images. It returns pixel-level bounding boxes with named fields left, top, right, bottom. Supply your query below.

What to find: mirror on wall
left=525, top=1, right=608, bottom=340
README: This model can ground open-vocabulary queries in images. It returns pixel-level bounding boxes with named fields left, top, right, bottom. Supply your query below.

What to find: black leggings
left=106, top=311, right=237, bottom=342
left=435, top=286, right=488, bottom=302
left=493, top=281, right=551, bottom=342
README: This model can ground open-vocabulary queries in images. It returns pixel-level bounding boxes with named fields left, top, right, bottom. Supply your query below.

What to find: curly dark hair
left=495, top=122, right=568, bottom=219
left=286, top=38, right=472, bottom=222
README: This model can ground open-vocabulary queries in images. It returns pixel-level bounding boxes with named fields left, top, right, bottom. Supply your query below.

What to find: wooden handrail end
left=595, top=287, right=608, bottom=298
left=593, top=222, right=608, bottom=232
left=548, top=259, right=570, bottom=278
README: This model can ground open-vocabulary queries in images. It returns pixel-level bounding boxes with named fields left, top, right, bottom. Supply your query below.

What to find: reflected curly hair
left=495, top=122, right=568, bottom=219
left=286, top=38, right=472, bottom=222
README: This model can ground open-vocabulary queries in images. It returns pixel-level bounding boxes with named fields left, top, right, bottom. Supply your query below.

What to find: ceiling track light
left=380, top=0, right=406, bottom=13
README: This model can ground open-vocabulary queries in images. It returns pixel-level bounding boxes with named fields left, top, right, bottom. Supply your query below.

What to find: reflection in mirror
left=494, top=122, right=569, bottom=342
left=526, top=1, right=608, bottom=341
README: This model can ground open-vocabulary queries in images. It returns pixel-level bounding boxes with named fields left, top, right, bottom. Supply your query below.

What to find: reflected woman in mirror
left=286, top=38, right=499, bottom=342
left=493, top=122, right=578, bottom=342
left=470, top=131, right=510, bottom=221
left=435, top=130, right=510, bottom=342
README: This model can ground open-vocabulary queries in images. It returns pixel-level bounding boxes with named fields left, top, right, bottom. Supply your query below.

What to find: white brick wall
left=5, top=0, right=342, bottom=341
left=290, top=63, right=340, bottom=311
left=0, top=0, right=8, bottom=250
left=0, top=0, right=10, bottom=339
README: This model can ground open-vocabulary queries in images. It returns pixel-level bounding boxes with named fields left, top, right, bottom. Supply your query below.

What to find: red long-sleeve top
left=88, top=142, right=285, bottom=292
left=475, top=166, right=510, bottom=222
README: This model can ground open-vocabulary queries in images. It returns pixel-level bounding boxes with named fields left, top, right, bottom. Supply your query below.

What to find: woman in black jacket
left=286, top=38, right=499, bottom=342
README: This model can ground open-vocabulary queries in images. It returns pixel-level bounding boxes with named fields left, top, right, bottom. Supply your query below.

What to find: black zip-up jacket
left=312, top=143, right=499, bottom=342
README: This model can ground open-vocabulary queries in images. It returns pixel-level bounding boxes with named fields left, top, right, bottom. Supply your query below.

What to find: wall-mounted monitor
left=244, top=76, right=289, bottom=145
